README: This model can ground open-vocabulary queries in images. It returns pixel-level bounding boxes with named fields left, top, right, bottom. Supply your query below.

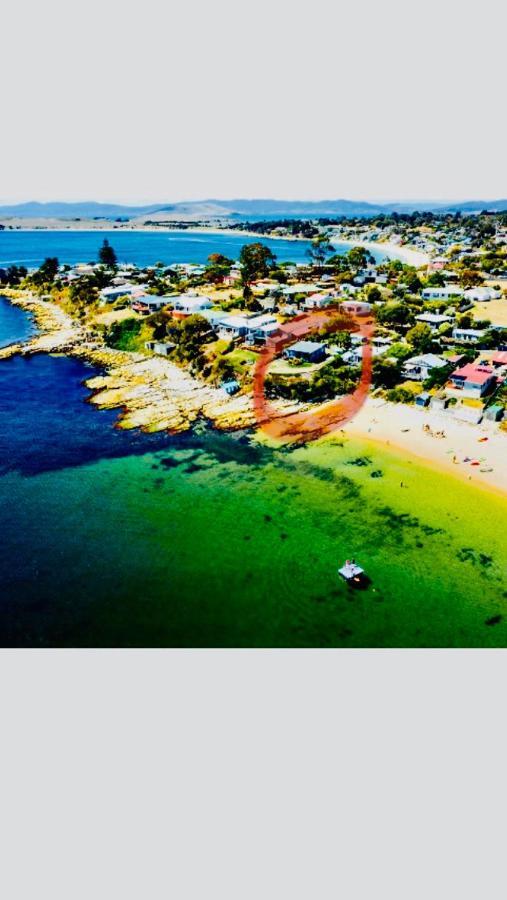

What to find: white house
left=217, top=314, right=253, bottom=339
left=342, top=344, right=388, bottom=366
left=282, top=284, right=316, bottom=298
left=132, top=296, right=170, bottom=313
left=304, top=293, right=336, bottom=309
left=452, top=327, right=487, bottom=344
left=415, top=312, right=454, bottom=332
left=464, top=287, right=502, bottom=302
left=100, top=284, right=144, bottom=303
left=217, top=313, right=277, bottom=341
left=402, top=354, right=448, bottom=382
left=245, top=320, right=280, bottom=346
left=171, top=294, right=214, bottom=314
left=340, top=300, right=372, bottom=316
left=422, top=286, right=464, bottom=300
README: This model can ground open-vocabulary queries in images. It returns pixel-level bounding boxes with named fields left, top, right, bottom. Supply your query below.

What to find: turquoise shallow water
left=0, top=301, right=506, bottom=647
left=1, top=352, right=507, bottom=647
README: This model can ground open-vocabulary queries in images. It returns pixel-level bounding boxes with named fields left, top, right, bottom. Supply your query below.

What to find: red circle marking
left=253, top=305, right=374, bottom=444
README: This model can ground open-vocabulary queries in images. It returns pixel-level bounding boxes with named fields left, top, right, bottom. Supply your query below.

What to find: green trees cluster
left=205, top=253, right=233, bottom=283
left=25, top=257, right=60, bottom=292
left=239, top=243, right=276, bottom=285
left=266, top=357, right=358, bottom=403
left=166, top=314, right=211, bottom=368
left=104, top=317, right=142, bottom=350
left=0, top=265, right=28, bottom=285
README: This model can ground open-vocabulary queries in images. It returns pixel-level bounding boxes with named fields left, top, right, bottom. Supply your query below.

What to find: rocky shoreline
left=0, top=293, right=302, bottom=435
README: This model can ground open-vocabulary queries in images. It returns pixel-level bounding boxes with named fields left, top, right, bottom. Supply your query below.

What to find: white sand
left=344, top=398, right=507, bottom=497
left=331, top=237, right=429, bottom=268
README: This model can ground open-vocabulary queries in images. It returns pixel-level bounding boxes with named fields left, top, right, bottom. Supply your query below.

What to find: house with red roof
left=492, top=351, right=507, bottom=368
left=448, top=362, right=497, bottom=399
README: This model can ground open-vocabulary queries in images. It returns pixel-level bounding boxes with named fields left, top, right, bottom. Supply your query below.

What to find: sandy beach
left=345, top=398, right=507, bottom=497
left=330, top=237, right=429, bottom=268
left=3, top=295, right=505, bottom=499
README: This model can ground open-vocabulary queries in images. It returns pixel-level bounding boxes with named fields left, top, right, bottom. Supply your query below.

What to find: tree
left=3, top=265, right=27, bottom=285
left=426, top=271, right=445, bottom=287
left=347, top=246, right=375, bottom=271
left=365, top=285, right=382, bottom=304
left=239, top=243, right=276, bottom=285
left=39, top=257, right=59, bottom=282
left=460, top=268, right=484, bottom=288
left=375, top=302, right=414, bottom=328
left=68, top=278, right=99, bottom=315
left=242, top=283, right=261, bottom=311
left=406, top=322, right=433, bottom=353
left=209, top=355, right=236, bottom=385
left=307, top=235, right=332, bottom=268
left=104, top=317, right=141, bottom=350
left=372, top=357, right=402, bottom=389
left=205, top=253, right=233, bottom=284
left=27, top=257, right=60, bottom=291
left=98, top=239, right=117, bottom=268
left=423, top=363, right=454, bottom=390
left=166, top=314, right=211, bottom=364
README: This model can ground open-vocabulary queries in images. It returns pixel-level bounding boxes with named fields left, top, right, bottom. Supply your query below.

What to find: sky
left=1, top=0, right=506, bottom=205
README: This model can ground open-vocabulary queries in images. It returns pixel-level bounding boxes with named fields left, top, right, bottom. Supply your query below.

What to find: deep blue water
left=0, top=229, right=314, bottom=268
left=0, top=295, right=36, bottom=347
left=1, top=307, right=506, bottom=648
left=0, top=354, right=170, bottom=477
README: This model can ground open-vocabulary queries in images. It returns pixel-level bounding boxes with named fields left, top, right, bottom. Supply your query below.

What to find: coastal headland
left=2, top=291, right=506, bottom=500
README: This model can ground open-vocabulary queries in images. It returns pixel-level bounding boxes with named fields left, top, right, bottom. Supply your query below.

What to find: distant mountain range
left=1, top=198, right=506, bottom=221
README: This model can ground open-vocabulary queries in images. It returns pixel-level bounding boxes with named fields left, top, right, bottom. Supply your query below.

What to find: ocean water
left=0, top=295, right=36, bottom=347
left=1, top=343, right=507, bottom=647
left=0, top=229, right=316, bottom=269
left=0, top=229, right=387, bottom=269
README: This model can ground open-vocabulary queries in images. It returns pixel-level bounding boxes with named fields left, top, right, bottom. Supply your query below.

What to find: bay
left=1, top=347, right=506, bottom=648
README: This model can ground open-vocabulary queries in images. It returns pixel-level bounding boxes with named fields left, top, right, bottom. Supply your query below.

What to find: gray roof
left=288, top=340, right=326, bottom=354
left=406, top=354, right=447, bottom=368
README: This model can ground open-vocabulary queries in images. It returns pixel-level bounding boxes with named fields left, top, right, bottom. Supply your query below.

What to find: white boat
left=338, top=560, right=367, bottom=586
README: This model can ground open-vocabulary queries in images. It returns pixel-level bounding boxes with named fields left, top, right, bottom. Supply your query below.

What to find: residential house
left=464, top=287, right=502, bottom=302
left=217, top=313, right=278, bottom=342
left=284, top=341, right=327, bottom=364
left=171, top=294, right=213, bottom=315
left=492, top=351, right=507, bottom=368
left=452, top=327, right=487, bottom=344
left=448, top=363, right=496, bottom=398
left=341, top=344, right=387, bottom=366
left=245, top=320, right=280, bottom=346
left=428, top=257, right=447, bottom=271
left=221, top=380, right=240, bottom=395
left=133, top=295, right=174, bottom=314
left=402, top=353, right=448, bottom=382
left=415, top=312, right=454, bottom=332
left=304, top=293, right=336, bottom=310
left=340, top=300, right=372, bottom=316
left=282, top=284, right=317, bottom=300
left=100, top=284, right=144, bottom=303
left=422, top=286, right=464, bottom=300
